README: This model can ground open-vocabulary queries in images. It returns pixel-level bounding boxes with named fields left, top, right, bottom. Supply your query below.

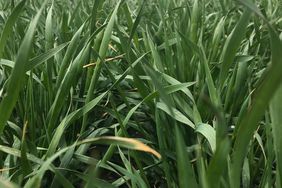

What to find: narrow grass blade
left=270, top=85, right=282, bottom=186
left=175, top=126, right=198, bottom=188
left=47, top=44, right=90, bottom=135
left=25, top=136, right=160, bottom=188
left=46, top=92, right=107, bottom=157
left=0, top=0, right=26, bottom=58
left=195, top=123, right=216, bottom=153
left=27, top=42, right=69, bottom=71
left=156, top=102, right=195, bottom=129
left=0, top=43, right=68, bottom=71
left=190, top=0, right=200, bottom=43
left=82, top=1, right=121, bottom=132
left=231, top=16, right=282, bottom=188
left=20, top=122, right=32, bottom=177
left=0, top=0, right=47, bottom=134
left=56, top=23, right=85, bottom=87
left=80, top=137, right=161, bottom=159
left=99, top=82, right=194, bottom=169
left=178, top=31, right=220, bottom=106
left=218, top=10, right=251, bottom=89
left=44, top=2, right=54, bottom=94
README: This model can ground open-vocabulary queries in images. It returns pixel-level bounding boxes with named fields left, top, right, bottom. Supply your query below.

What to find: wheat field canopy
left=0, top=0, right=282, bottom=187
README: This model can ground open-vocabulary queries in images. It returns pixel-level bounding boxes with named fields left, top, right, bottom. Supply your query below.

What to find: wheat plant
left=0, top=0, right=282, bottom=187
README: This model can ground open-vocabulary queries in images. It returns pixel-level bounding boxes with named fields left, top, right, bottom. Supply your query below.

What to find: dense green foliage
left=0, top=0, right=282, bottom=187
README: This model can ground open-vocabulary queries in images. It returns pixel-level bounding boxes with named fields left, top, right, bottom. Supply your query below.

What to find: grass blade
left=270, top=85, right=282, bottom=187
left=0, top=0, right=47, bottom=134
left=218, top=10, right=251, bottom=89
left=175, top=125, right=198, bottom=188
left=0, top=0, right=26, bottom=58
left=231, top=14, right=282, bottom=188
